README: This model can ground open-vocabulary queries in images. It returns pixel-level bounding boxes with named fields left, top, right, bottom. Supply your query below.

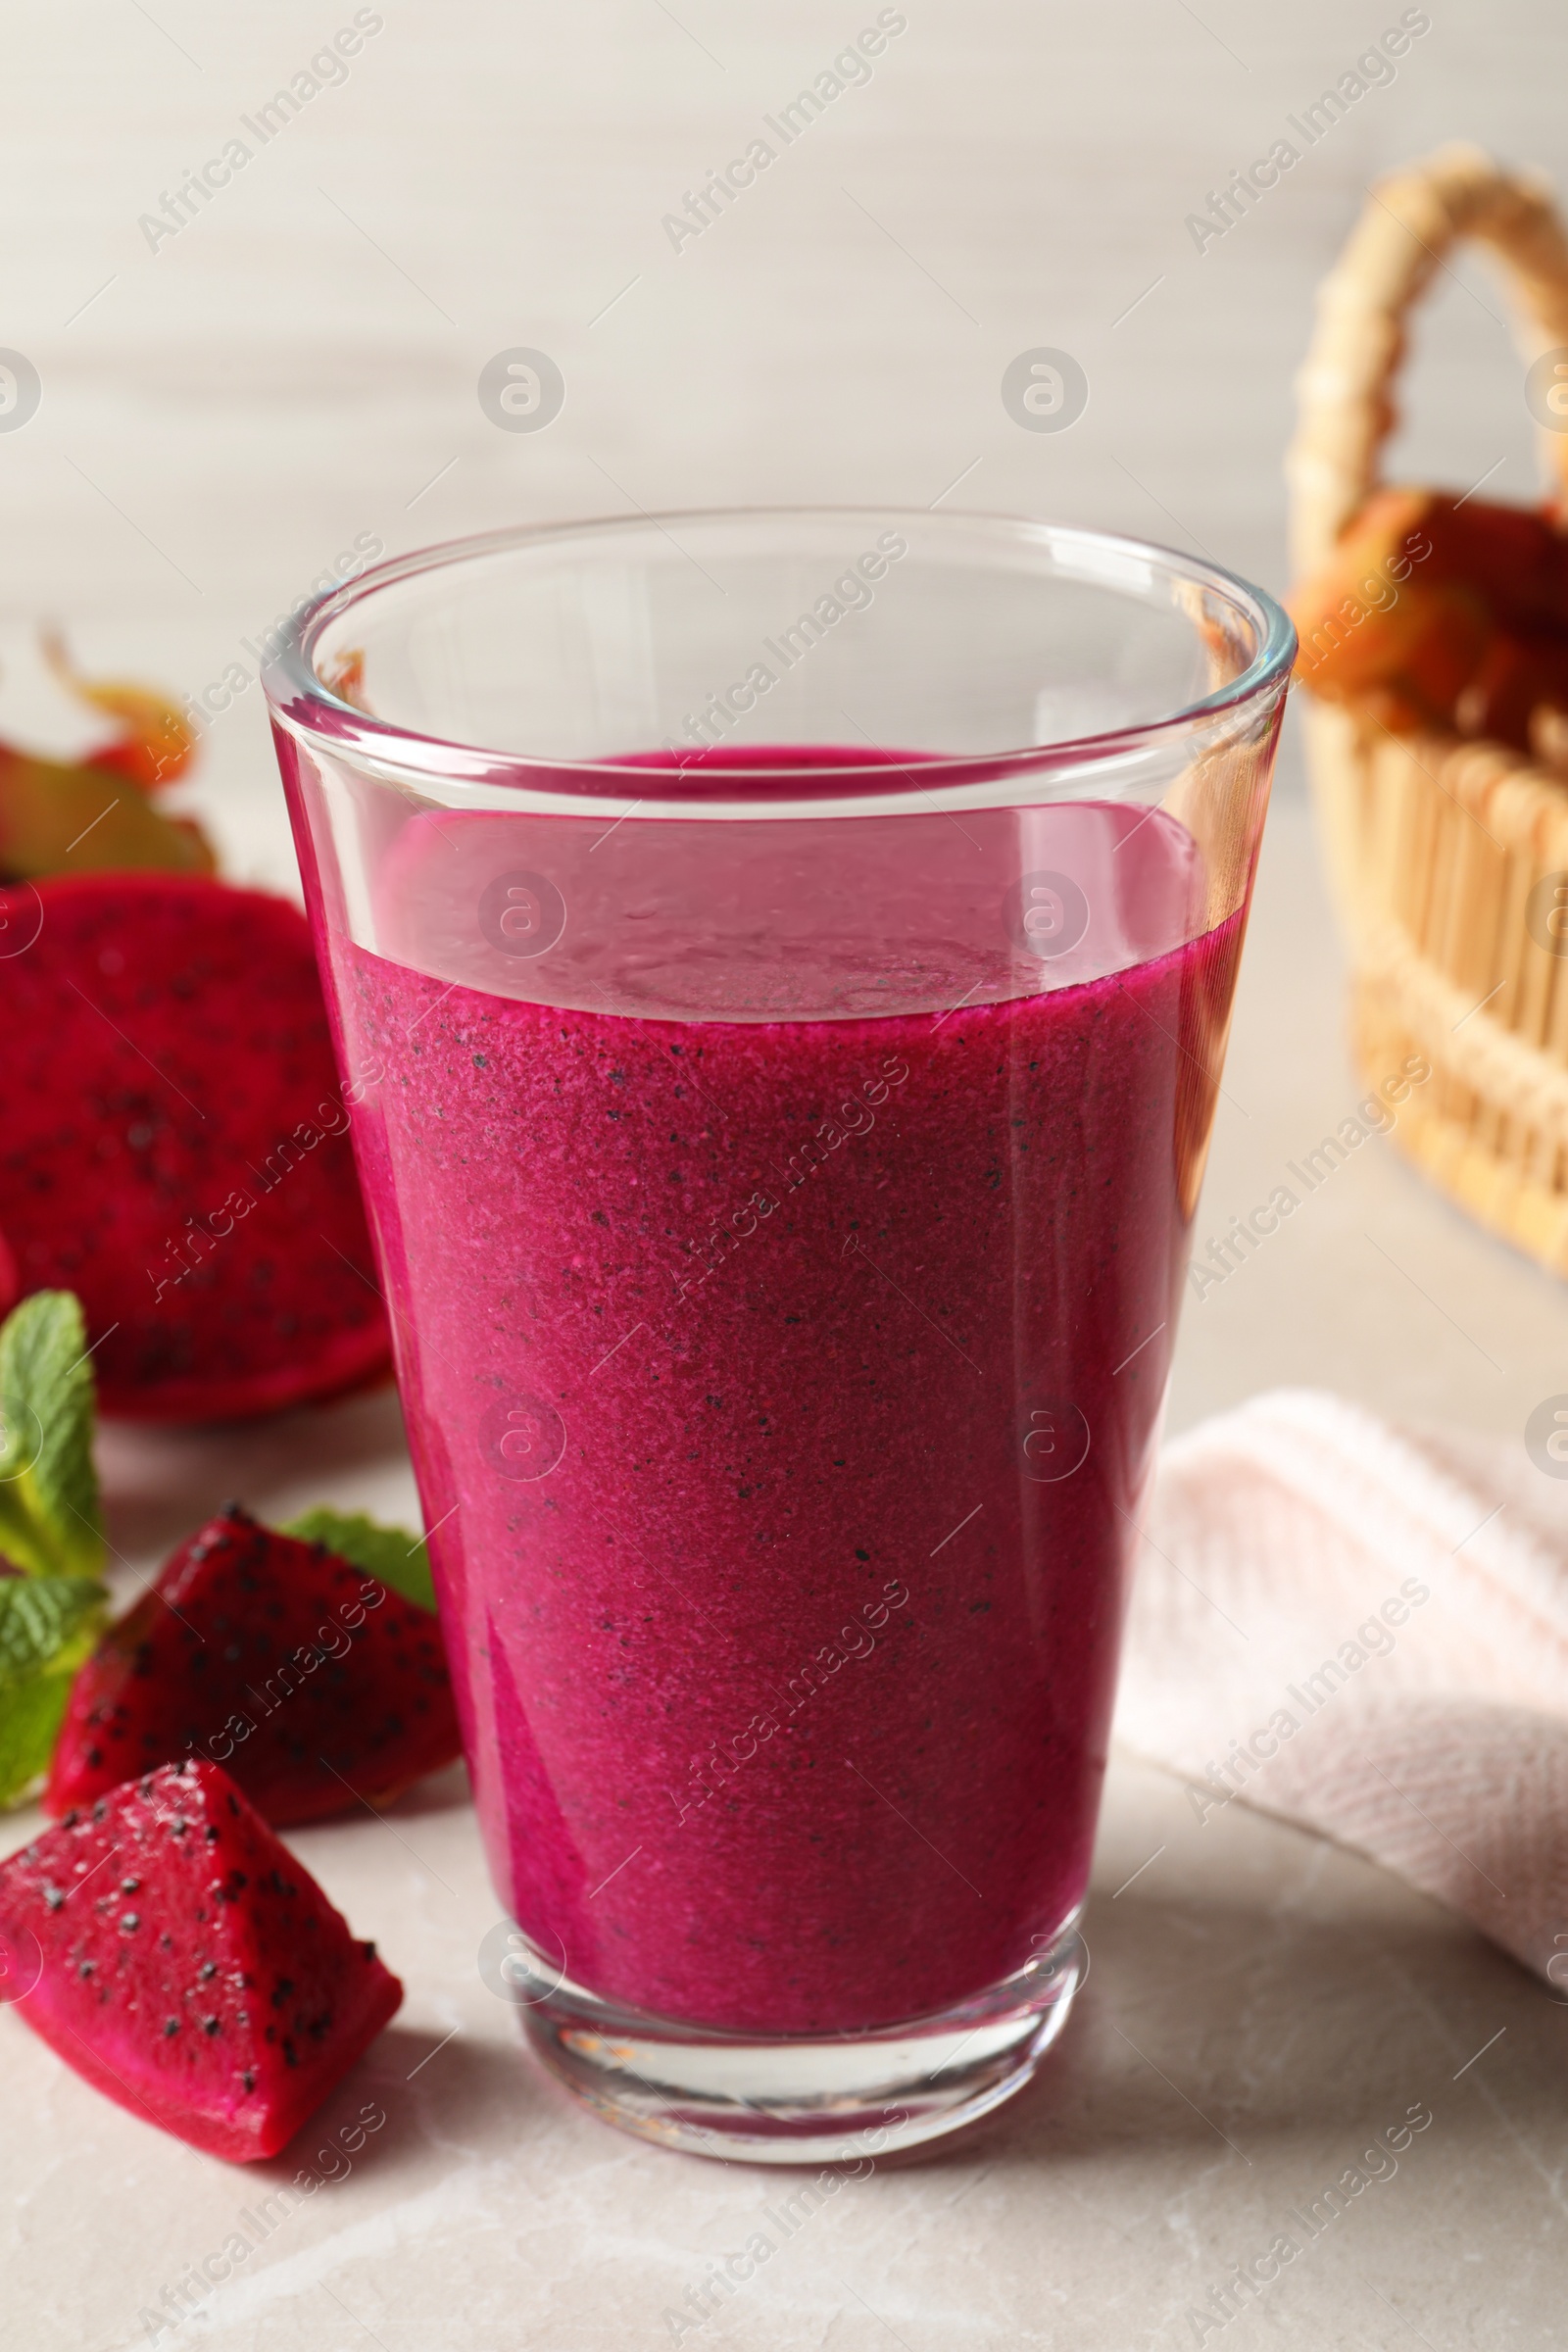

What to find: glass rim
left=262, top=506, right=1297, bottom=805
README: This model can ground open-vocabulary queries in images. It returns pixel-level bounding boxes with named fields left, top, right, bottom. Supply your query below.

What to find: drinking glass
left=264, top=509, right=1293, bottom=2161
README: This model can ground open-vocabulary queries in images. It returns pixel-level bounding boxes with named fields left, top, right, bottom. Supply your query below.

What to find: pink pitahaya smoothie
left=322, top=786, right=1240, bottom=2036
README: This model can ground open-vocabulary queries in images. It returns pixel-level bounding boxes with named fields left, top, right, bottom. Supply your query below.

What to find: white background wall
left=1, top=0, right=1562, bottom=871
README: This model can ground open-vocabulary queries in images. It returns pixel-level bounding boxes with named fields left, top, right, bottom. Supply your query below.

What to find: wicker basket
left=1287, top=143, right=1568, bottom=1274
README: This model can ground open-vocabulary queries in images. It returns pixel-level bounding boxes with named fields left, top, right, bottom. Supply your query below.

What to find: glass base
left=497, top=1912, right=1086, bottom=2165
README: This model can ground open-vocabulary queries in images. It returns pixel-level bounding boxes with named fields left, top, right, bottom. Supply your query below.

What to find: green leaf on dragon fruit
left=280, top=1507, right=437, bottom=1614
left=0, top=1574, right=108, bottom=1807
left=0, top=1293, right=104, bottom=1579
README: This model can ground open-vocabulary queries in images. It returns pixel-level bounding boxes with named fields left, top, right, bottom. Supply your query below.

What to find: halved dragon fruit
left=46, top=1508, right=461, bottom=1827
left=0, top=1759, right=401, bottom=2158
left=0, top=870, right=390, bottom=1420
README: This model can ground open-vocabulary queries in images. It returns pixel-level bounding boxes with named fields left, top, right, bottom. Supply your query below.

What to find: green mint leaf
left=0, top=1293, right=103, bottom=1579
left=0, top=1575, right=108, bottom=1679
left=0, top=1678, right=75, bottom=1814
left=0, top=1573, right=108, bottom=1808
left=280, top=1507, right=437, bottom=1614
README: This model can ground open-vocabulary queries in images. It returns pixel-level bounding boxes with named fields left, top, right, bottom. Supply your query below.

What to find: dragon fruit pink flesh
left=0, top=1758, right=402, bottom=2159
left=46, top=1508, right=461, bottom=1827
left=0, top=870, right=391, bottom=1421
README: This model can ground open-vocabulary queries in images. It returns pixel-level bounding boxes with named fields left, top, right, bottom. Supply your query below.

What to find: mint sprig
left=281, top=1506, right=437, bottom=1614
left=0, top=1292, right=110, bottom=1807
left=0, top=1292, right=105, bottom=1580
left=0, top=1575, right=108, bottom=1807
left=0, top=1298, right=440, bottom=1812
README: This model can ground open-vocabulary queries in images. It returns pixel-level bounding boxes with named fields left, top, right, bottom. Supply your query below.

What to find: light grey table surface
left=3, top=2, right=1568, bottom=2344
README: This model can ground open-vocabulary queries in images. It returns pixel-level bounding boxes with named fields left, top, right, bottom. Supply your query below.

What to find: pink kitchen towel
left=1115, top=1390, right=1568, bottom=1985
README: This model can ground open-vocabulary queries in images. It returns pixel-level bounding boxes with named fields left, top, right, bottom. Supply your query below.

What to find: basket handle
left=1287, top=142, right=1568, bottom=573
